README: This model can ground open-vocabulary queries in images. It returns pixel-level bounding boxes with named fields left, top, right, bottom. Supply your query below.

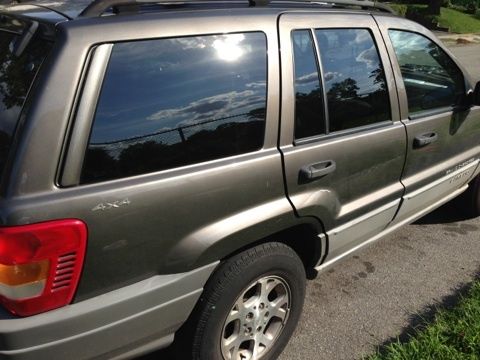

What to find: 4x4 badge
left=92, top=198, right=131, bottom=211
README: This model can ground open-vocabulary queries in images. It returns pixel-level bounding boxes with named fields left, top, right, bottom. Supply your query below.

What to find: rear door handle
left=414, top=132, right=438, bottom=148
left=300, top=160, right=336, bottom=181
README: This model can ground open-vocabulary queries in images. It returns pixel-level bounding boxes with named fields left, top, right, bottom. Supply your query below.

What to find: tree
left=427, top=0, right=442, bottom=15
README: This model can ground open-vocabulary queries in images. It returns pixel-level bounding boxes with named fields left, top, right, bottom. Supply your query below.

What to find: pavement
left=141, top=42, right=480, bottom=360
left=279, top=200, right=480, bottom=360
left=448, top=43, right=480, bottom=82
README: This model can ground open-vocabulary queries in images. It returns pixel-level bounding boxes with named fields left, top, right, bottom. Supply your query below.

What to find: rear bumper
left=0, top=262, right=218, bottom=360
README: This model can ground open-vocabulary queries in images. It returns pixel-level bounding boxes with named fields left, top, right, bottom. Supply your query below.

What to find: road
left=141, top=43, right=480, bottom=360
left=449, top=43, right=480, bottom=82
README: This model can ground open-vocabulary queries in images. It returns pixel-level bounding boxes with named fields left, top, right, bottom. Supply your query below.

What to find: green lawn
left=390, top=4, right=480, bottom=33
left=438, top=7, right=480, bottom=33
left=368, top=280, right=480, bottom=359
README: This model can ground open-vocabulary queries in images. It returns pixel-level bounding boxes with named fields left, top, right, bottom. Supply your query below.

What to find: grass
left=438, top=7, right=480, bottom=33
left=368, top=280, right=480, bottom=360
left=390, top=4, right=480, bottom=33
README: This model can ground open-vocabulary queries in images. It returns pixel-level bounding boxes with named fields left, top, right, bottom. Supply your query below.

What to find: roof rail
left=79, top=0, right=396, bottom=18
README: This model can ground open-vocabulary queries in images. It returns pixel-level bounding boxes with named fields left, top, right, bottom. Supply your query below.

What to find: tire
left=186, top=242, right=306, bottom=360
left=463, top=175, right=480, bottom=217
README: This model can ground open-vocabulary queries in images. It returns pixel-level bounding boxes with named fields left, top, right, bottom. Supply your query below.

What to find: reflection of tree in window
left=315, top=29, right=390, bottom=132
left=0, top=26, right=52, bottom=179
left=292, top=30, right=325, bottom=139
left=327, top=78, right=359, bottom=100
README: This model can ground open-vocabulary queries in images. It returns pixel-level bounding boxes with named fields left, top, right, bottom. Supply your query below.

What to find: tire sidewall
left=194, top=247, right=306, bottom=360
left=473, top=176, right=480, bottom=216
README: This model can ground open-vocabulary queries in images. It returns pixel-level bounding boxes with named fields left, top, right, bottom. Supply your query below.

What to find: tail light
left=0, top=219, right=87, bottom=316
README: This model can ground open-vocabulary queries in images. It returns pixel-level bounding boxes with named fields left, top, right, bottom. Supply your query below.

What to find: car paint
left=0, top=4, right=478, bottom=358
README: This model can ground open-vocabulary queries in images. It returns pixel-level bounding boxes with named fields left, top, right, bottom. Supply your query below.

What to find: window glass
left=292, top=30, right=325, bottom=139
left=82, top=32, right=267, bottom=184
left=389, top=30, right=465, bottom=115
left=0, top=24, right=52, bottom=179
left=315, top=29, right=391, bottom=132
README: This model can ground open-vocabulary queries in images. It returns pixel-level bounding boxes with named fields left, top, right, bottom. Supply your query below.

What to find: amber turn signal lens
left=0, top=260, right=50, bottom=286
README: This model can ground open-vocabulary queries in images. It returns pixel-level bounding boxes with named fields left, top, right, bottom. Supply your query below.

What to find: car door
left=375, top=16, right=480, bottom=224
left=278, top=13, right=407, bottom=264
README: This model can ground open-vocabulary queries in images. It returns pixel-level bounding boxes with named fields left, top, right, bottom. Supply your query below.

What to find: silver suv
left=0, top=1, right=479, bottom=359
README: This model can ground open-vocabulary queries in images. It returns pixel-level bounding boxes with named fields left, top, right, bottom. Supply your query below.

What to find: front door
left=375, top=16, right=480, bottom=223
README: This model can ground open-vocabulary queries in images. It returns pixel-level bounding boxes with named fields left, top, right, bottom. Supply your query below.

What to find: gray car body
left=0, top=2, right=479, bottom=359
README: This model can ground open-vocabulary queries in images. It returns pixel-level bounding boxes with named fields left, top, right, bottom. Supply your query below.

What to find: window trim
left=61, top=44, right=113, bottom=187
left=408, top=106, right=453, bottom=121
left=294, top=119, right=393, bottom=147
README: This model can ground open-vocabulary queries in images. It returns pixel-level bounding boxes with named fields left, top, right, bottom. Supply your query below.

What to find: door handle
left=300, top=160, right=336, bottom=181
left=414, top=132, right=438, bottom=148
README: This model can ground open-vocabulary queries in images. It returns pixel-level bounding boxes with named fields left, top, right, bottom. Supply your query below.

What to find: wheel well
left=221, top=224, right=323, bottom=280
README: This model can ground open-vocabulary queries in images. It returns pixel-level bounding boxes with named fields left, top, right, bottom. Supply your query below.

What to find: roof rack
left=79, top=0, right=395, bottom=18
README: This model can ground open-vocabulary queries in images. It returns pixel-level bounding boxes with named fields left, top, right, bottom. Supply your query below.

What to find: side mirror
left=474, top=81, right=480, bottom=106
left=462, top=81, right=480, bottom=109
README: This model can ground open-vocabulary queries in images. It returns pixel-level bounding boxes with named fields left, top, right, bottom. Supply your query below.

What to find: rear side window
left=0, top=22, right=52, bottom=179
left=315, top=29, right=391, bottom=132
left=388, top=30, right=465, bottom=115
left=81, top=32, right=267, bottom=184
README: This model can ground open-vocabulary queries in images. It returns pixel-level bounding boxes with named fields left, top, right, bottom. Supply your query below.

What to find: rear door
left=278, top=13, right=406, bottom=262
left=375, top=16, right=480, bottom=223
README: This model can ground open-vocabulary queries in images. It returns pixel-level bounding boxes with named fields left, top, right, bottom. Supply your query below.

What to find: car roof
left=0, top=0, right=395, bottom=23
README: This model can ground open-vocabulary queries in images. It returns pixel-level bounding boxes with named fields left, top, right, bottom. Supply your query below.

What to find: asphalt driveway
left=279, top=199, right=480, bottom=360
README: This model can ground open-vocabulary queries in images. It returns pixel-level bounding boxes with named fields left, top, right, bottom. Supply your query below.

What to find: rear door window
left=315, top=29, right=391, bottom=132
left=82, top=32, right=267, bottom=184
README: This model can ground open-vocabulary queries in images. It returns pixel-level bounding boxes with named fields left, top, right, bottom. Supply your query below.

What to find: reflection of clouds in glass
left=147, top=89, right=264, bottom=126
left=356, top=46, right=378, bottom=68
left=213, top=34, right=245, bottom=61
left=296, top=72, right=318, bottom=85
left=353, top=30, right=370, bottom=45
left=172, top=38, right=207, bottom=50
left=91, top=32, right=266, bottom=143
left=246, top=81, right=266, bottom=89
left=389, top=30, right=441, bottom=68
left=389, top=31, right=429, bottom=54
left=324, top=71, right=343, bottom=82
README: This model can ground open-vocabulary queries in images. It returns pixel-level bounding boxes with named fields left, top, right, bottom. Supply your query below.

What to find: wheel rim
left=220, top=275, right=291, bottom=360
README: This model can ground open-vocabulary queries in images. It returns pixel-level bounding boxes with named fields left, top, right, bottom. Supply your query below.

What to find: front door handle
left=414, top=132, right=438, bottom=148
left=300, top=160, right=336, bottom=181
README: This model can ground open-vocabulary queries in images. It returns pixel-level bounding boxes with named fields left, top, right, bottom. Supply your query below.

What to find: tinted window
left=315, top=29, right=390, bottom=132
left=292, top=30, right=325, bottom=139
left=82, top=32, right=267, bottom=184
left=389, top=30, right=465, bottom=115
left=0, top=23, right=52, bottom=179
